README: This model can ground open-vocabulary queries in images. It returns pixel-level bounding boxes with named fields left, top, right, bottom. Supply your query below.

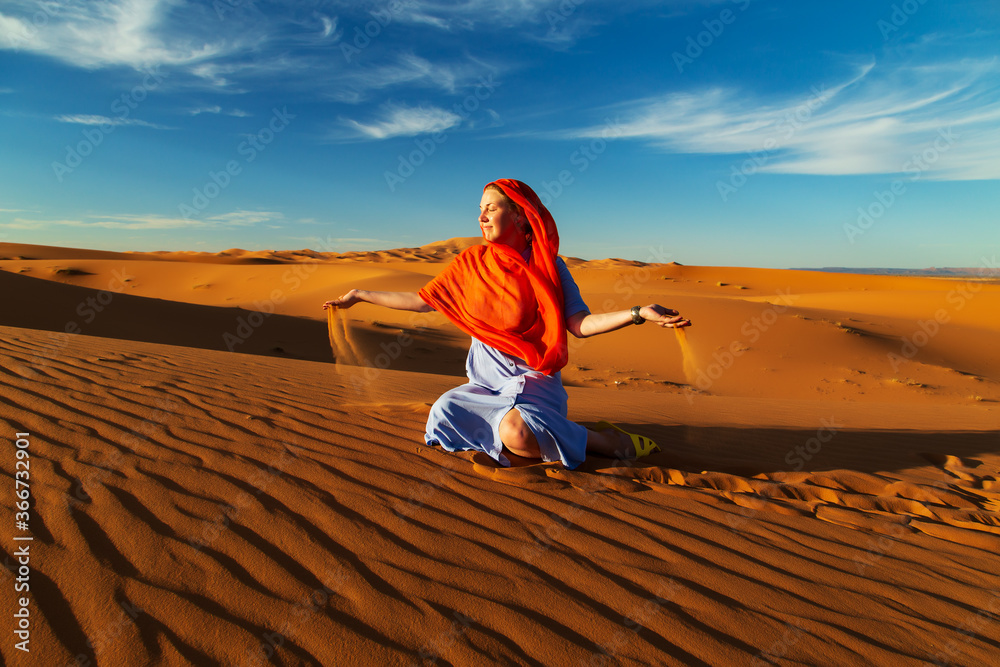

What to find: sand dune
left=1, top=241, right=999, bottom=665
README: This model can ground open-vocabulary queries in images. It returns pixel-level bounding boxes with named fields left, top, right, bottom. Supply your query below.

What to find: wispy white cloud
left=350, top=0, right=680, bottom=45
left=0, top=1, right=371, bottom=97
left=1, top=1, right=516, bottom=100
left=187, top=105, right=251, bottom=117
left=203, top=210, right=282, bottom=227
left=328, top=0, right=549, bottom=32
left=530, top=17, right=602, bottom=49
left=398, top=11, right=454, bottom=31
left=54, top=113, right=172, bottom=129
left=0, top=0, right=228, bottom=70
left=0, top=1, right=347, bottom=95
left=319, top=14, right=337, bottom=39
left=186, top=53, right=316, bottom=91
left=188, top=104, right=221, bottom=115
left=341, top=102, right=462, bottom=139
left=329, top=53, right=473, bottom=103
left=188, top=62, right=242, bottom=89
left=379, top=0, right=587, bottom=32
left=4, top=210, right=281, bottom=231
left=568, top=58, right=1000, bottom=180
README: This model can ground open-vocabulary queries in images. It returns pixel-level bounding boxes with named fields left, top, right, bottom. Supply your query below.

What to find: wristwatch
left=630, top=305, right=645, bottom=325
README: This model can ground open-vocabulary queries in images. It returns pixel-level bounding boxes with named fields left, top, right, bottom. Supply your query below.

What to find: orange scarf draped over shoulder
left=418, top=179, right=568, bottom=375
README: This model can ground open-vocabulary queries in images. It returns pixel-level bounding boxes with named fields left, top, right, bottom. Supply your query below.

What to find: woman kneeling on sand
left=323, top=179, right=690, bottom=469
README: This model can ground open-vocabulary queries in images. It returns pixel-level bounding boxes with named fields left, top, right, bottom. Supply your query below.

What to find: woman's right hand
left=323, top=289, right=363, bottom=310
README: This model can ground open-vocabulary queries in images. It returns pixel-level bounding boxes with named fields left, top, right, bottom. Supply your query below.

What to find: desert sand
left=1, top=239, right=998, bottom=666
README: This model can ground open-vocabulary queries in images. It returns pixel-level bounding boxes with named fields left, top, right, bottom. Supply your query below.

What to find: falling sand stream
left=673, top=326, right=699, bottom=386
left=326, top=306, right=362, bottom=367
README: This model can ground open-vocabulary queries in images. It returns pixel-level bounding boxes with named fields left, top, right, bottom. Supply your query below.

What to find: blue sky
left=1, top=0, right=997, bottom=268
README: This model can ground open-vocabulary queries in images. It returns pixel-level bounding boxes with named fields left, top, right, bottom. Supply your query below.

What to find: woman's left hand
left=639, top=304, right=691, bottom=328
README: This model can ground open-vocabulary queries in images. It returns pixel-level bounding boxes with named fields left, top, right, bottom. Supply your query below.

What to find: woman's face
left=479, top=189, right=524, bottom=248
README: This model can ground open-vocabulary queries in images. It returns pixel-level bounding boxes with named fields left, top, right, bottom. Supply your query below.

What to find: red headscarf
left=418, top=179, right=568, bottom=375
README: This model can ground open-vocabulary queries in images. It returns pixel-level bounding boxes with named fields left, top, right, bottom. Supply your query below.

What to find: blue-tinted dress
left=424, top=256, right=591, bottom=469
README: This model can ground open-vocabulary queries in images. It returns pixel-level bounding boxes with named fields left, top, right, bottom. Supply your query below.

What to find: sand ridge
left=1, top=241, right=999, bottom=665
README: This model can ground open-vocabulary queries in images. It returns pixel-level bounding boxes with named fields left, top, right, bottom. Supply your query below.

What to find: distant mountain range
left=792, top=267, right=1000, bottom=277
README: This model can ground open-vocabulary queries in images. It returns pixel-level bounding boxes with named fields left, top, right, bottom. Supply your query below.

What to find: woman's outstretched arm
left=567, top=304, right=690, bottom=338
left=323, top=289, right=433, bottom=312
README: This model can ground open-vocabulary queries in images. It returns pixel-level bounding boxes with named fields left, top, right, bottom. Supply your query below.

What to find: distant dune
left=793, top=266, right=1000, bottom=278
left=1, top=240, right=998, bottom=665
